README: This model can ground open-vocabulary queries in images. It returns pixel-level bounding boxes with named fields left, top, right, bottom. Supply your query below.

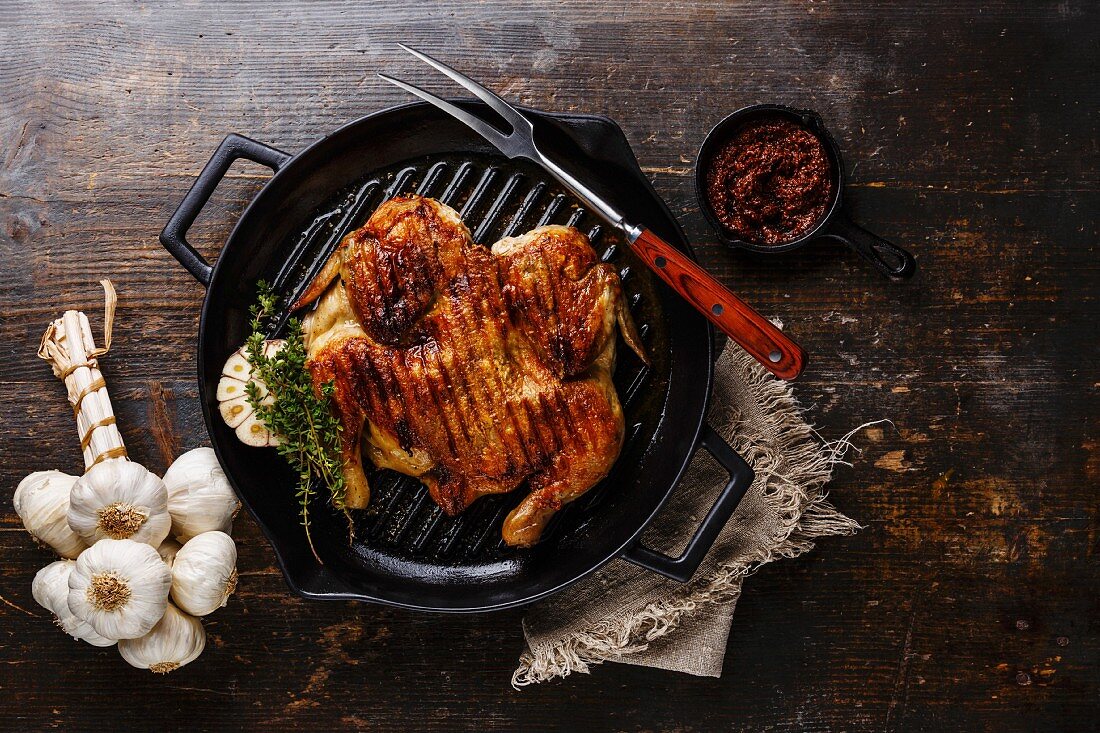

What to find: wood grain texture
left=0, top=1, right=1097, bottom=731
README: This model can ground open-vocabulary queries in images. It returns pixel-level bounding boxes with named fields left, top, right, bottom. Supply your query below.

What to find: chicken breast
left=295, top=195, right=645, bottom=547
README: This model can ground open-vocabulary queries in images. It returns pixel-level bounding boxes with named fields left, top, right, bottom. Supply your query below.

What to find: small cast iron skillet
left=695, top=104, right=917, bottom=279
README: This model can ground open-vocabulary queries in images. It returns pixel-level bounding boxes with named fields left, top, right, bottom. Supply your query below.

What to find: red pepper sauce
left=705, top=116, right=833, bottom=245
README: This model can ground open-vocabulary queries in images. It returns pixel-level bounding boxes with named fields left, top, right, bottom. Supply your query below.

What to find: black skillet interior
left=195, top=103, right=714, bottom=611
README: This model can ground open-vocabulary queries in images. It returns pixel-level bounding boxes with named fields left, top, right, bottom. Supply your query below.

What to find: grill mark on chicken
left=438, top=346, right=474, bottom=449
left=298, top=196, right=646, bottom=546
left=456, top=252, right=533, bottom=483
left=522, top=396, right=556, bottom=469
left=535, top=392, right=563, bottom=455
left=445, top=268, right=500, bottom=470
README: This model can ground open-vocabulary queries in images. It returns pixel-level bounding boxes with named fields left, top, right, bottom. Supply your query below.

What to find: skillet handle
left=821, top=211, right=917, bottom=280
left=159, top=134, right=291, bottom=287
left=621, top=425, right=754, bottom=582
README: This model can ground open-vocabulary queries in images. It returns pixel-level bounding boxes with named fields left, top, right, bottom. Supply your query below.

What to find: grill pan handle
left=159, top=134, right=291, bottom=286
left=621, top=425, right=754, bottom=583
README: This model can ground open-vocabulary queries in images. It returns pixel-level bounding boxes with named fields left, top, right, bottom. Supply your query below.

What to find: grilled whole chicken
left=294, top=195, right=645, bottom=547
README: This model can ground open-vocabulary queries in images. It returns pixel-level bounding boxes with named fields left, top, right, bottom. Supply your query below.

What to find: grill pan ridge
left=161, top=102, right=753, bottom=611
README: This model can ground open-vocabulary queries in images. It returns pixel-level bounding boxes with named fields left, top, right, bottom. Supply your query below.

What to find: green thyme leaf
left=245, top=280, right=349, bottom=554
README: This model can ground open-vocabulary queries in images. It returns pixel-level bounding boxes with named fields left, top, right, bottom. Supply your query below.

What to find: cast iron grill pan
left=160, top=102, right=751, bottom=611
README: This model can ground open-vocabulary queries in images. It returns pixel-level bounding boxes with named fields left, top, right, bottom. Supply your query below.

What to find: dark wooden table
left=1, top=2, right=1096, bottom=730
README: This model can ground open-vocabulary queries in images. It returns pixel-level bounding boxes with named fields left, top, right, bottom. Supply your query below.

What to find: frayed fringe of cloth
left=512, top=350, right=882, bottom=687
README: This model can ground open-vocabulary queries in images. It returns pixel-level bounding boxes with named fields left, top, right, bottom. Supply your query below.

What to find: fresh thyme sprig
left=244, top=281, right=348, bottom=554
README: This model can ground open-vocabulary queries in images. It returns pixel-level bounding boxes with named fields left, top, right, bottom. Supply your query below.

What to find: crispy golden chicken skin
left=294, top=195, right=645, bottom=547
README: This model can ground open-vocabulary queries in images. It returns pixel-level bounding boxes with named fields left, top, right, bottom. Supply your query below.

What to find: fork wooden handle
left=630, top=228, right=807, bottom=380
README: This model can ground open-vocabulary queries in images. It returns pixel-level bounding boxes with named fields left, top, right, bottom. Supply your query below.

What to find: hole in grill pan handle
left=159, top=134, right=292, bottom=286
left=620, top=425, right=755, bottom=583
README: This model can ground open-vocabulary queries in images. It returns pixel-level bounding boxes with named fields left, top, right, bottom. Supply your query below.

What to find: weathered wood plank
left=0, top=0, right=1096, bottom=731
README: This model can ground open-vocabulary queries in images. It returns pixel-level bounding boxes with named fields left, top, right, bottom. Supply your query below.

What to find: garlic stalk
left=162, top=447, right=240, bottom=541
left=170, top=530, right=238, bottom=617
left=118, top=602, right=205, bottom=674
left=31, top=560, right=116, bottom=647
left=37, top=280, right=125, bottom=470
left=67, top=538, right=172, bottom=640
left=13, top=471, right=87, bottom=558
left=38, top=280, right=171, bottom=548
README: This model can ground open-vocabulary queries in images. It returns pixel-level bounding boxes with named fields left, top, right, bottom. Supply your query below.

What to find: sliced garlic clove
left=218, top=394, right=254, bottom=428
left=235, top=412, right=274, bottom=447
left=221, top=348, right=253, bottom=379
left=248, top=378, right=269, bottom=401
left=216, top=375, right=247, bottom=401
left=217, top=374, right=267, bottom=402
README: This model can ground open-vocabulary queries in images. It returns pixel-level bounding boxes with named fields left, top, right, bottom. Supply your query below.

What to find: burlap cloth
left=513, top=341, right=867, bottom=685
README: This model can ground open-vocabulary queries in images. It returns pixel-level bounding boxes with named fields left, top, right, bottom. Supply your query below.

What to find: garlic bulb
left=67, top=538, right=172, bottom=640
left=217, top=341, right=284, bottom=447
left=67, top=458, right=171, bottom=547
left=170, top=530, right=238, bottom=616
left=13, top=471, right=87, bottom=558
left=162, top=447, right=240, bottom=541
left=118, top=602, right=205, bottom=674
left=31, top=560, right=116, bottom=647
left=157, top=537, right=182, bottom=569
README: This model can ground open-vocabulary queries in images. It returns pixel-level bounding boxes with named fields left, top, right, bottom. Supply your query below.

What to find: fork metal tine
left=397, top=43, right=533, bottom=134
left=377, top=73, right=515, bottom=153
left=383, top=44, right=632, bottom=237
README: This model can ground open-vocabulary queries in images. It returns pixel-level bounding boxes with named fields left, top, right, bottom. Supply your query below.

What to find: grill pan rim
left=191, top=101, right=717, bottom=612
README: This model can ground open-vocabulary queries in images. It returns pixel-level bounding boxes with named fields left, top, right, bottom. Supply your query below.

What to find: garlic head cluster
left=67, top=458, right=171, bottom=547
left=14, top=471, right=87, bottom=559
left=31, top=560, right=115, bottom=647
left=162, top=447, right=240, bottom=541
left=170, top=530, right=238, bottom=616
left=118, top=602, right=206, bottom=674
left=26, top=284, right=241, bottom=674
left=67, top=538, right=172, bottom=640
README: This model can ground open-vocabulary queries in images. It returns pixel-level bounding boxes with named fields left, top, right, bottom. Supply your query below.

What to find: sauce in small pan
left=704, top=116, right=833, bottom=245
